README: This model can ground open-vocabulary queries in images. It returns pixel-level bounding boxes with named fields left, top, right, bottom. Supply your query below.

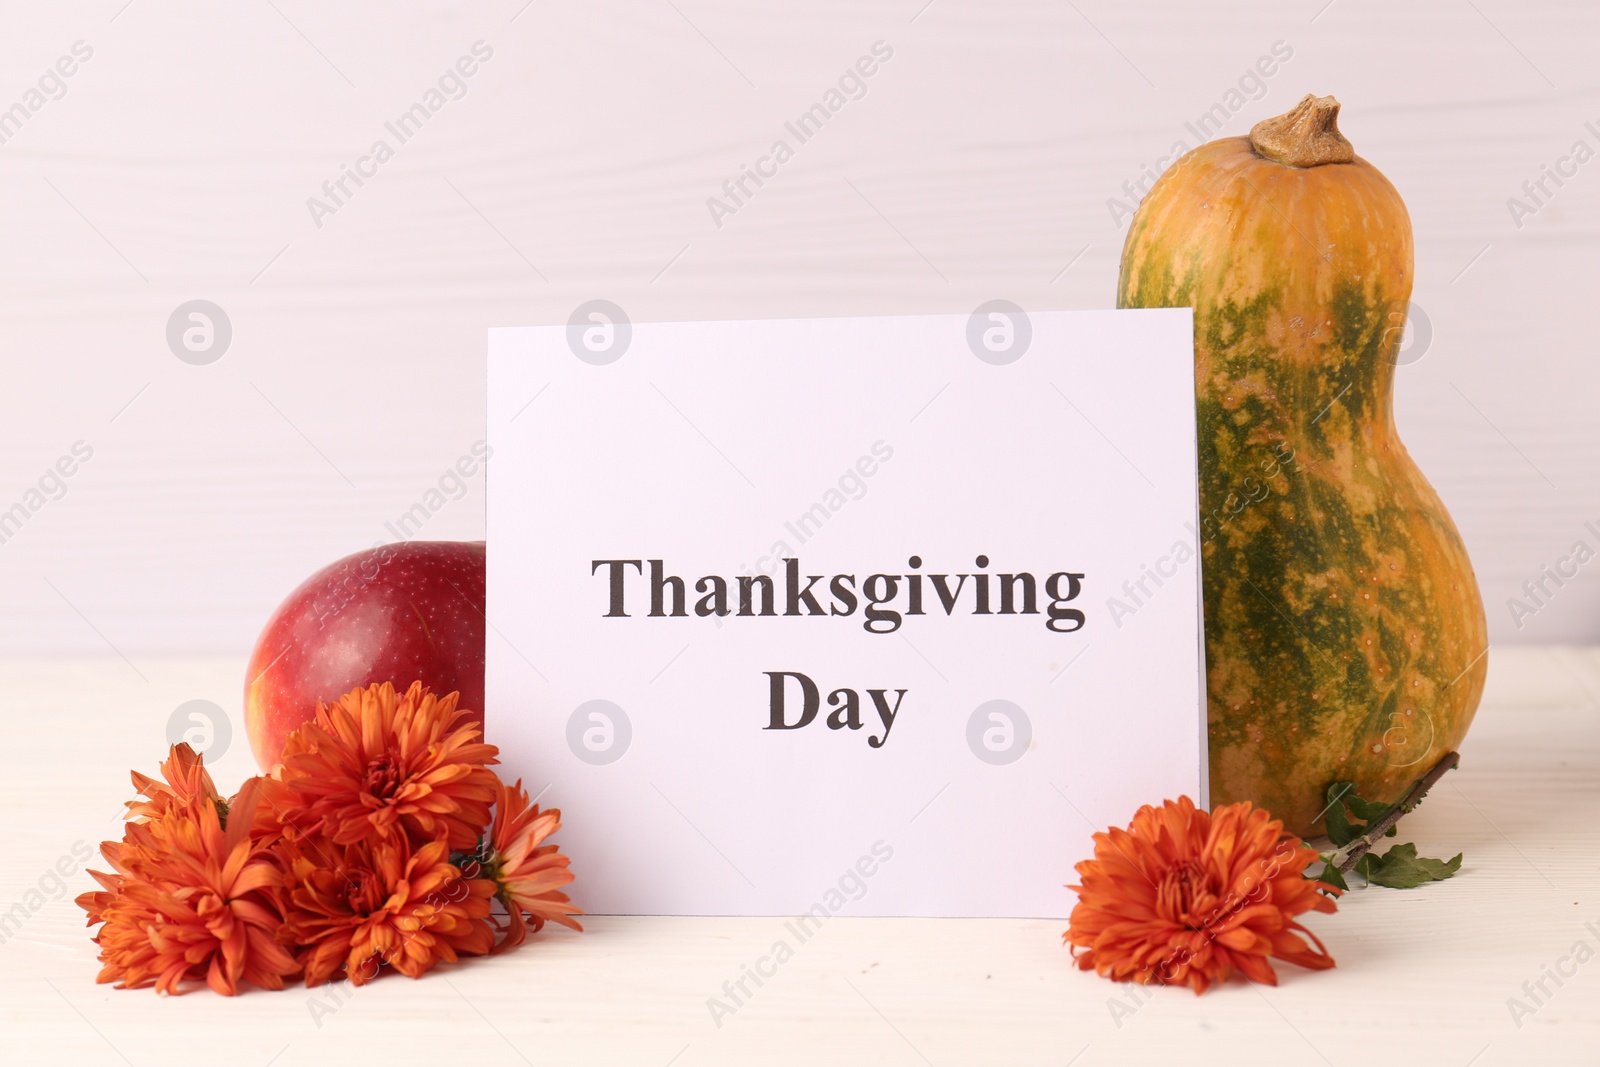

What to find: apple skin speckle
left=244, top=541, right=487, bottom=770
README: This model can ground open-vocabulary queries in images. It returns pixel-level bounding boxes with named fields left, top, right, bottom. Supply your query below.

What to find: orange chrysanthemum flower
left=281, top=832, right=495, bottom=986
left=485, top=778, right=581, bottom=951
left=276, top=681, right=498, bottom=850
left=124, top=741, right=223, bottom=822
left=1064, top=797, right=1340, bottom=994
left=76, top=776, right=301, bottom=996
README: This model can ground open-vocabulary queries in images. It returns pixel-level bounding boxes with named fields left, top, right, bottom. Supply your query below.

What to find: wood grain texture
left=0, top=646, right=1594, bottom=1063
left=0, top=2, right=1596, bottom=655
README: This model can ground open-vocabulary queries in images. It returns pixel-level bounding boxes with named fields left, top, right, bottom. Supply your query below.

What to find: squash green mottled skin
left=1117, top=135, right=1487, bottom=836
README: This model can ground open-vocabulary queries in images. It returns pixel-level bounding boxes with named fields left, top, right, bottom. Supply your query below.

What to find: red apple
left=245, top=540, right=486, bottom=770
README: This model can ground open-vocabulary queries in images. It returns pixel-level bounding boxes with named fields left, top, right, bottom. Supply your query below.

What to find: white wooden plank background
left=0, top=645, right=1594, bottom=1064
left=0, top=1, right=1597, bottom=656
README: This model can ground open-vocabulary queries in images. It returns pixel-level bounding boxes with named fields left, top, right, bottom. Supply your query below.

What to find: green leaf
left=1350, top=851, right=1375, bottom=881
left=1312, top=861, right=1348, bottom=892
left=1322, top=779, right=1412, bottom=846
left=1360, top=842, right=1464, bottom=889
left=1344, top=792, right=1400, bottom=836
left=1317, top=771, right=1465, bottom=890
left=1323, top=782, right=1362, bottom=847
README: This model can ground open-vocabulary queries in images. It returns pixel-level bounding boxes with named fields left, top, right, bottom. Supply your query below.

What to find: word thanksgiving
left=591, top=555, right=1086, bottom=634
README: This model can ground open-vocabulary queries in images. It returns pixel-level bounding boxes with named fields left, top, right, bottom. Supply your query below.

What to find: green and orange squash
left=1117, top=95, right=1487, bottom=835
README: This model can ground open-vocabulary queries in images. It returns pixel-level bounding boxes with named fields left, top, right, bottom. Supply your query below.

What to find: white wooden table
left=3, top=646, right=1596, bottom=1065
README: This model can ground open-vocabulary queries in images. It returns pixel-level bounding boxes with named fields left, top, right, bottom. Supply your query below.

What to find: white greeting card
left=486, top=307, right=1204, bottom=917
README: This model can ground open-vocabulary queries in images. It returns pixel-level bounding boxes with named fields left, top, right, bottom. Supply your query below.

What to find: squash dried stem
left=1249, top=93, right=1355, bottom=167
left=1331, top=750, right=1461, bottom=874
